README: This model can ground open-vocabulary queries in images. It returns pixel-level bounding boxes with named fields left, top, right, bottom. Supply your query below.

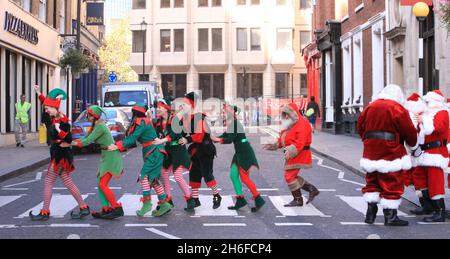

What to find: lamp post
left=413, top=2, right=430, bottom=95
left=140, top=17, right=148, bottom=81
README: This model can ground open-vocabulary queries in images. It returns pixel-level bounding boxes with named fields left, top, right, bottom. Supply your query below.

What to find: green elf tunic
left=116, top=117, right=166, bottom=181
left=73, top=121, right=123, bottom=177
left=154, top=115, right=191, bottom=171
left=219, top=119, right=259, bottom=172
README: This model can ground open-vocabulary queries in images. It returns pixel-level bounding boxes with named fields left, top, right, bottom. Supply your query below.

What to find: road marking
left=417, top=222, right=450, bottom=225
left=21, top=224, right=98, bottom=228
left=75, top=158, right=87, bottom=161
left=367, top=234, right=381, bottom=239
left=274, top=223, right=313, bottom=226
left=125, top=224, right=168, bottom=227
left=269, top=196, right=326, bottom=217
left=0, top=225, right=18, bottom=229
left=2, top=188, right=28, bottom=191
left=194, top=196, right=238, bottom=216
left=117, top=194, right=158, bottom=217
left=340, top=222, right=384, bottom=226
left=318, top=189, right=336, bottom=192
left=339, top=179, right=365, bottom=186
left=0, top=195, right=23, bottom=208
left=276, top=216, right=286, bottom=218
left=16, top=195, right=89, bottom=219
left=198, top=188, right=223, bottom=191
left=338, top=172, right=345, bottom=179
left=67, top=234, right=81, bottom=239
left=94, top=187, right=122, bottom=190
left=257, top=188, right=279, bottom=191
left=337, top=196, right=407, bottom=216
left=203, top=223, right=247, bottom=227
left=234, top=216, right=246, bottom=218
left=146, top=228, right=181, bottom=239
left=190, top=215, right=202, bottom=218
left=3, top=172, right=43, bottom=188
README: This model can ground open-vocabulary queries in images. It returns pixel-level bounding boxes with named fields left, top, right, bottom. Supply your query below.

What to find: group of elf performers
left=28, top=88, right=320, bottom=221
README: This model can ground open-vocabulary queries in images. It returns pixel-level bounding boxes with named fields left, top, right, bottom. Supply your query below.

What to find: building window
left=300, top=73, right=308, bottom=97
left=199, top=0, right=208, bottom=7
left=237, top=0, right=246, bottom=5
left=132, top=30, right=146, bottom=53
left=251, top=0, right=260, bottom=5
left=199, top=74, right=225, bottom=99
left=132, top=0, right=146, bottom=9
left=39, top=0, right=47, bottom=22
left=300, top=0, right=311, bottom=9
left=237, top=73, right=263, bottom=99
left=161, top=0, right=170, bottom=8
left=22, top=0, right=31, bottom=12
left=212, top=28, right=222, bottom=51
left=174, top=29, right=184, bottom=52
left=160, top=29, right=171, bottom=52
left=251, top=28, right=261, bottom=51
left=212, top=0, right=222, bottom=7
left=277, top=28, right=292, bottom=51
left=275, top=73, right=288, bottom=98
left=59, top=0, right=66, bottom=34
left=138, top=74, right=150, bottom=82
left=161, top=74, right=187, bottom=98
left=198, top=29, right=209, bottom=51
left=299, top=30, right=310, bottom=50
left=174, top=0, right=184, bottom=8
left=277, top=0, right=286, bottom=5
left=237, top=28, right=247, bottom=51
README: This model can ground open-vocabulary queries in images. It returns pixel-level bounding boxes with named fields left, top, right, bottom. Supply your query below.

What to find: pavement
left=1, top=129, right=450, bottom=239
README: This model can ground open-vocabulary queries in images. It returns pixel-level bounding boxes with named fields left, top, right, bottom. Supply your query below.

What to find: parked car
left=71, top=108, right=130, bottom=153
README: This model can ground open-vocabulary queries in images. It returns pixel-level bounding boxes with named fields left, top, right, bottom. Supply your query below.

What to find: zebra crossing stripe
left=337, top=196, right=408, bottom=216
left=16, top=195, right=89, bottom=219
left=0, top=196, right=23, bottom=208
left=117, top=194, right=158, bottom=217
left=269, top=196, right=326, bottom=217
left=194, top=196, right=238, bottom=216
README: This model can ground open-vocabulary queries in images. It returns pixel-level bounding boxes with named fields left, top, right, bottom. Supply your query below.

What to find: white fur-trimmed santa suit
left=357, top=85, right=418, bottom=209
left=413, top=90, right=449, bottom=200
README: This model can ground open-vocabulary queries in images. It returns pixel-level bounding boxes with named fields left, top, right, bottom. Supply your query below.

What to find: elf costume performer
left=263, top=103, right=320, bottom=207
left=111, top=104, right=172, bottom=217
left=153, top=96, right=196, bottom=212
left=72, top=105, right=124, bottom=220
left=29, top=85, right=89, bottom=221
left=211, top=104, right=266, bottom=212
left=179, top=92, right=222, bottom=209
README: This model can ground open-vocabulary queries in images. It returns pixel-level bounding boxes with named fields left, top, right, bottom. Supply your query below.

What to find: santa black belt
left=364, top=131, right=396, bottom=142
left=420, top=140, right=447, bottom=151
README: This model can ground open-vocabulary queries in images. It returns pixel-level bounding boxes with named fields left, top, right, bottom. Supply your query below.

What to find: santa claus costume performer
left=211, top=104, right=266, bottom=212
left=153, top=96, right=196, bottom=212
left=403, top=93, right=433, bottom=215
left=263, top=103, right=320, bottom=207
left=178, top=92, right=222, bottom=209
left=29, top=85, right=90, bottom=221
left=109, top=104, right=172, bottom=217
left=446, top=98, right=450, bottom=188
left=357, top=85, right=418, bottom=226
left=413, top=90, right=449, bottom=222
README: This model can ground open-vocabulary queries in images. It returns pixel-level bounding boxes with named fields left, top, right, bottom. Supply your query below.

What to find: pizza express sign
left=3, top=11, right=39, bottom=45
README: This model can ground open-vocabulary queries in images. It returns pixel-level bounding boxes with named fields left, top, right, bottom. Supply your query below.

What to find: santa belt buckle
left=365, top=131, right=396, bottom=142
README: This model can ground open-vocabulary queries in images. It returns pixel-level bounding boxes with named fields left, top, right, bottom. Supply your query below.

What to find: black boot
left=301, top=181, right=320, bottom=204
left=101, top=206, right=124, bottom=220
left=193, top=198, right=201, bottom=208
left=284, top=189, right=303, bottom=207
left=184, top=197, right=196, bottom=212
left=228, top=196, right=247, bottom=210
left=365, top=203, right=378, bottom=224
left=92, top=207, right=112, bottom=219
left=410, top=190, right=433, bottom=215
left=213, top=194, right=222, bottom=209
left=424, top=199, right=446, bottom=223
left=29, top=210, right=50, bottom=221
left=70, top=206, right=90, bottom=219
left=383, top=209, right=409, bottom=226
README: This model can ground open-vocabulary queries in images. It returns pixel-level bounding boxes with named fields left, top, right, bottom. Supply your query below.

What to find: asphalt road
left=1, top=127, right=450, bottom=239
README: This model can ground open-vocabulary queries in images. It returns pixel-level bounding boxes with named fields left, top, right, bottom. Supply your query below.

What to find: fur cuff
left=414, top=153, right=450, bottom=170
left=360, top=155, right=412, bottom=173
left=363, top=192, right=381, bottom=203
left=285, top=145, right=298, bottom=159
left=431, top=195, right=445, bottom=200
left=422, top=115, right=435, bottom=135
left=380, top=198, right=401, bottom=209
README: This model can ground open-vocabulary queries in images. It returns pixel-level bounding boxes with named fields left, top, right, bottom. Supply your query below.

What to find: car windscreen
left=104, top=91, right=148, bottom=107
left=75, top=109, right=117, bottom=123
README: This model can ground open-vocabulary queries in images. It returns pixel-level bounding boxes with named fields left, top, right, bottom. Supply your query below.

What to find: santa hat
left=87, top=105, right=106, bottom=119
left=43, top=88, right=67, bottom=109
left=424, top=90, right=445, bottom=103
left=404, top=92, right=426, bottom=114
left=157, top=96, right=174, bottom=111
left=377, top=84, right=405, bottom=105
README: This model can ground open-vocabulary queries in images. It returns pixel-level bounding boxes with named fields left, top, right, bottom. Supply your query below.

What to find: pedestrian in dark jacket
left=306, top=96, right=320, bottom=133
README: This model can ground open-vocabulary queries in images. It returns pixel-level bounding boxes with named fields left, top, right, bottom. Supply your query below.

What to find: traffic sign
left=108, top=72, right=117, bottom=83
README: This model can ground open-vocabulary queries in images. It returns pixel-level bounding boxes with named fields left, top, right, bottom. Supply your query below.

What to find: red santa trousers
left=362, top=171, right=404, bottom=209
left=402, top=169, right=414, bottom=187
left=413, top=166, right=445, bottom=199
left=284, top=169, right=301, bottom=185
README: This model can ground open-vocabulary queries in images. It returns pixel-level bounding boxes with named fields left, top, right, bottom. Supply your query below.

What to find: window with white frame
left=198, top=29, right=209, bottom=51
left=277, top=29, right=292, bottom=51
left=160, top=29, right=171, bottom=52
left=251, top=28, right=261, bottom=51
left=199, top=0, right=208, bottom=7
left=212, top=0, right=222, bottom=6
left=161, top=0, right=170, bottom=8
left=299, top=30, right=310, bottom=50
left=22, top=0, right=31, bottom=12
left=174, top=29, right=184, bottom=52
left=132, top=0, right=146, bottom=9
left=237, top=28, right=248, bottom=51
left=342, top=39, right=352, bottom=107
left=39, top=0, right=47, bottom=22
left=59, top=0, right=66, bottom=34
left=352, top=33, right=363, bottom=106
left=174, top=0, right=184, bottom=8
left=212, top=28, right=223, bottom=51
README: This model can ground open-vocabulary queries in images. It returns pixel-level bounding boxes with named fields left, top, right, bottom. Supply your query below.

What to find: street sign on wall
left=400, top=0, right=433, bottom=5
left=86, top=2, right=104, bottom=26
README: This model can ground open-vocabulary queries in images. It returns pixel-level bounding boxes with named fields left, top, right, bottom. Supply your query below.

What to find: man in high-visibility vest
left=15, top=94, right=31, bottom=147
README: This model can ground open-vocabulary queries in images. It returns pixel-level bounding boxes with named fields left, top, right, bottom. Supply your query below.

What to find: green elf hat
left=43, top=88, right=67, bottom=109
left=87, top=105, right=106, bottom=119
left=132, top=103, right=148, bottom=115
left=157, top=96, right=174, bottom=111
